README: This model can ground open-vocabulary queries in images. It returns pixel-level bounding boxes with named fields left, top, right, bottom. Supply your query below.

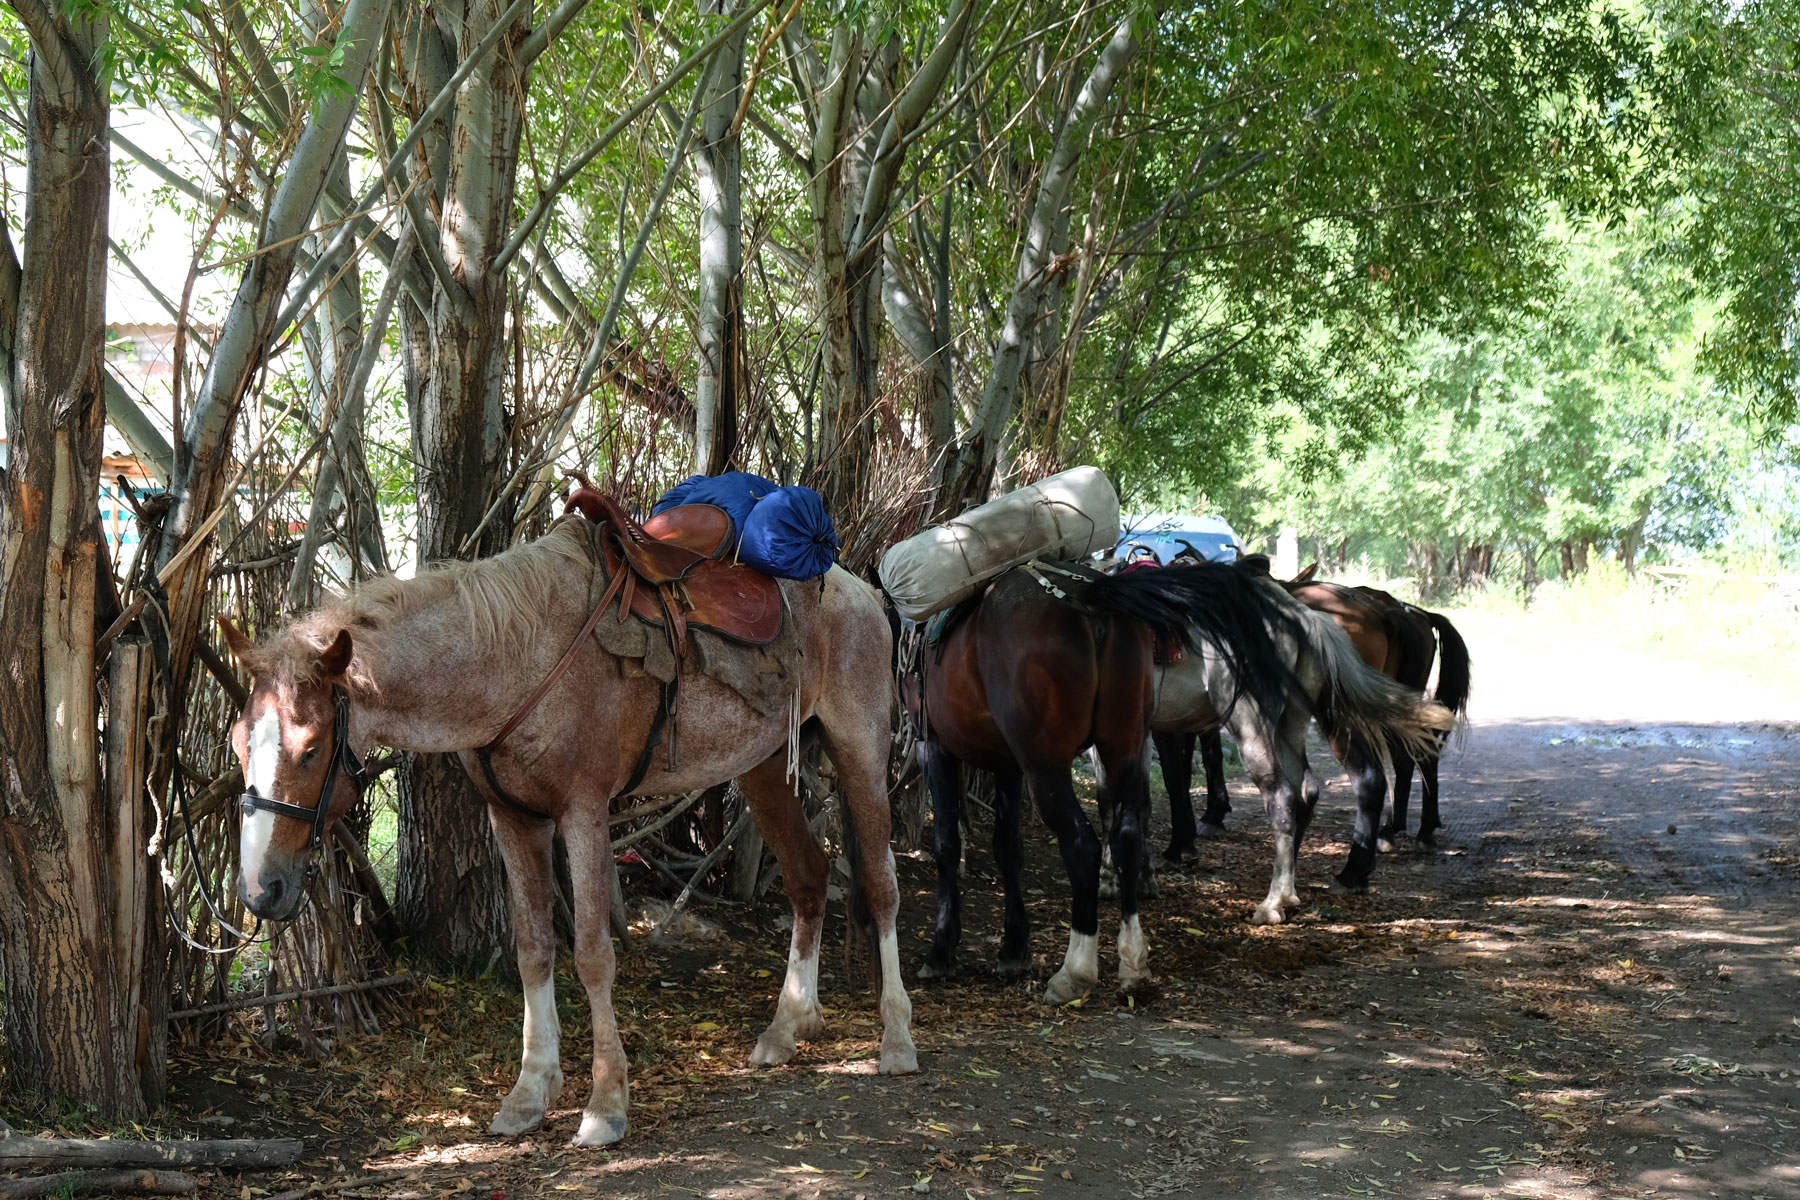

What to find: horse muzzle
left=239, top=865, right=306, bottom=922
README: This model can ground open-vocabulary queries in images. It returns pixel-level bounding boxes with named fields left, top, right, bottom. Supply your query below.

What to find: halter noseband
left=239, top=685, right=371, bottom=875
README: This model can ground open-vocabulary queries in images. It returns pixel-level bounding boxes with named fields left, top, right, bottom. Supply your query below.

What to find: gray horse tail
left=1295, top=602, right=1453, bottom=763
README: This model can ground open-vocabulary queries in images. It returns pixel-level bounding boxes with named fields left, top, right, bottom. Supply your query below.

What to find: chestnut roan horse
left=910, top=560, right=1304, bottom=999
left=221, top=516, right=915, bottom=1149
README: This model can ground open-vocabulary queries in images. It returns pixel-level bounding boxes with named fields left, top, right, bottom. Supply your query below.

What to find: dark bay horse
left=221, top=516, right=916, bottom=1149
left=909, top=561, right=1301, bottom=999
left=1170, top=573, right=1470, bottom=852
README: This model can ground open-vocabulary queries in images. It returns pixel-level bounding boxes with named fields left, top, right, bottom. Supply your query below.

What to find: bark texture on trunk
left=0, top=1, right=163, bottom=1116
left=389, top=0, right=535, bottom=971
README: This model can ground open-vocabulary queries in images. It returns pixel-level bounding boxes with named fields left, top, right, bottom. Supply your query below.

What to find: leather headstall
left=238, top=685, right=371, bottom=876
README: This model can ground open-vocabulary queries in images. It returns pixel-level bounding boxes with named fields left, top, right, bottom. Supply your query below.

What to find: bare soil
left=29, top=611, right=1800, bottom=1198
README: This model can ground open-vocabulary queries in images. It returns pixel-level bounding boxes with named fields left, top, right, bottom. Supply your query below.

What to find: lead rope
left=785, top=689, right=802, bottom=796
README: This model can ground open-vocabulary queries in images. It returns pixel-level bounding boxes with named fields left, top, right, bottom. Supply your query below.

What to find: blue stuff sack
left=738, top=485, right=838, bottom=580
left=650, top=470, right=778, bottom=534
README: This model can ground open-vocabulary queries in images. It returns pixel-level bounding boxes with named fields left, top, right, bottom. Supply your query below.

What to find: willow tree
left=0, top=0, right=163, bottom=1117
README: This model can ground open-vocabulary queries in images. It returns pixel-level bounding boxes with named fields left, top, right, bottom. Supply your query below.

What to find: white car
left=1117, top=513, right=1243, bottom=564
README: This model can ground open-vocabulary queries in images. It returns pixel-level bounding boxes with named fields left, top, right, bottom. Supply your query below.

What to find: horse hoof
left=1376, top=837, right=1396, bottom=854
left=1162, top=845, right=1194, bottom=866
left=1197, top=821, right=1228, bottom=839
left=879, top=1038, right=920, bottom=1076
left=1330, top=876, right=1369, bottom=895
left=490, top=1106, right=545, bottom=1137
left=750, top=1035, right=798, bottom=1067
left=1250, top=902, right=1286, bottom=926
left=570, top=1112, right=627, bottom=1148
left=1042, top=969, right=1094, bottom=1006
left=917, top=956, right=957, bottom=980
left=1418, top=829, right=1440, bottom=846
left=1140, top=875, right=1160, bottom=900
left=995, top=954, right=1032, bottom=981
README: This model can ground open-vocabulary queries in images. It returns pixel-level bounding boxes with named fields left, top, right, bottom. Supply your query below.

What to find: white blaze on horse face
left=241, top=707, right=282, bottom=883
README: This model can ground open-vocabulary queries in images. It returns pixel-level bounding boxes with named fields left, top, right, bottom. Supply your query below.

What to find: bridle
left=238, top=685, right=371, bottom=877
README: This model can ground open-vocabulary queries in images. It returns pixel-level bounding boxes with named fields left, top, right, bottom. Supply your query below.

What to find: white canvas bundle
left=879, top=465, right=1121, bottom=621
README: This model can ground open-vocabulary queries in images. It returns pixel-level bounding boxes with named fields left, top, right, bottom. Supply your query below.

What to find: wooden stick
left=167, top=973, right=412, bottom=1020
left=263, top=1171, right=417, bottom=1200
left=0, top=1139, right=300, bottom=1170
left=0, top=1168, right=196, bottom=1197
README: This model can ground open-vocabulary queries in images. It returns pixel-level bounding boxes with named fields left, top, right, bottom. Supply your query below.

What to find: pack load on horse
left=223, top=476, right=915, bottom=1151
left=578, top=469, right=840, bottom=581
left=879, top=465, right=1121, bottom=621
left=884, top=468, right=1326, bottom=999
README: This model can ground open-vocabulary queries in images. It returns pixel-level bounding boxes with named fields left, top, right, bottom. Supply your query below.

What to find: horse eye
left=299, top=747, right=320, bottom=767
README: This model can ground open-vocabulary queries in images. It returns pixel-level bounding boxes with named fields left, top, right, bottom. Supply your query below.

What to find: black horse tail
left=1426, top=610, right=1472, bottom=719
left=1079, top=561, right=1304, bottom=721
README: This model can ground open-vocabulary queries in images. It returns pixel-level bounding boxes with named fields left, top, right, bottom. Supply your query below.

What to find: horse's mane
left=255, top=520, right=594, bottom=687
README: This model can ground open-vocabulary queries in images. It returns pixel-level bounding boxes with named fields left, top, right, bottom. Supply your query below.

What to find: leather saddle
left=565, top=480, right=782, bottom=649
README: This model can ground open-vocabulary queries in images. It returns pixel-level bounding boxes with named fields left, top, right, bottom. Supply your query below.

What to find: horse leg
left=1030, top=769, right=1103, bottom=1005
left=1156, top=730, right=1199, bottom=863
left=487, top=807, right=565, bottom=1137
left=992, top=768, right=1032, bottom=978
left=1241, top=714, right=1311, bottom=926
left=1417, top=741, right=1444, bottom=843
left=1093, top=749, right=1119, bottom=901
left=1098, top=741, right=1153, bottom=993
left=736, top=755, right=828, bottom=1068
left=816, top=707, right=919, bottom=1077
left=917, top=737, right=965, bottom=979
left=1380, top=731, right=1417, bottom=852
left=560, top=805, right=631, bottom=1147
left=1197, top=728, right=1231, bottom=836
left=1332, top=733, right=1389, bottom=893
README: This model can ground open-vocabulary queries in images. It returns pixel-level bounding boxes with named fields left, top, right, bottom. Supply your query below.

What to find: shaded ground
left=17, top=611, right=1800, bottom=1198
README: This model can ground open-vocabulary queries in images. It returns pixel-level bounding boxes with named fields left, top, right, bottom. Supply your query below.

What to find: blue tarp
left=739, top=485, right=837, bottom=580
left=652, top=471, right=779, bottom=533
left=652, top=472, right=837, bottom=580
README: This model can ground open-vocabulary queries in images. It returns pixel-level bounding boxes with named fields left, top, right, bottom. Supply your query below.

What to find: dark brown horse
left=908, top=561, right=1303, bottom=998
left=1171, top=569, right=1470, bottom=852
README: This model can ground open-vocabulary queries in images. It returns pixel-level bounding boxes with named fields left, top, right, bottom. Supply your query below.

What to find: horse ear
left=316, top=629, right=354, bottom=679
left=217, top=616, right=256, bottom=662
left=1294, top=562, right=1319, bottom=583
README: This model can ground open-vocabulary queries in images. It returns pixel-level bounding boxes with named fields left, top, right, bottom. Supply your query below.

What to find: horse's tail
left=1079, top=560, right=1303, bottom=721
left=1425, top=609, right=1472, bottom=719
left=1302, top=606, right=1453, bottom=763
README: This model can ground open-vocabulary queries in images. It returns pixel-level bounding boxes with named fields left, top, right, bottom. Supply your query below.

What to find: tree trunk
left=390, top=0, right=533, bottom=971
left=1559, top=539, right=1574, bottom=579
left=693, top=0, right=747, bottom=476
left=0, top=1, right=162, bottom=1116
left=943, top=7, right=1146, bottom=506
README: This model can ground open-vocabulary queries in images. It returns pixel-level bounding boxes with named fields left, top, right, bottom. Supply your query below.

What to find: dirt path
left=146, top=611, right=1800, bottom=1199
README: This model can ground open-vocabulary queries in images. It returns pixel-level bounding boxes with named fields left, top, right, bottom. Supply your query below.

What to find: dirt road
left=156, top=610, right=1800, bottom=1199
